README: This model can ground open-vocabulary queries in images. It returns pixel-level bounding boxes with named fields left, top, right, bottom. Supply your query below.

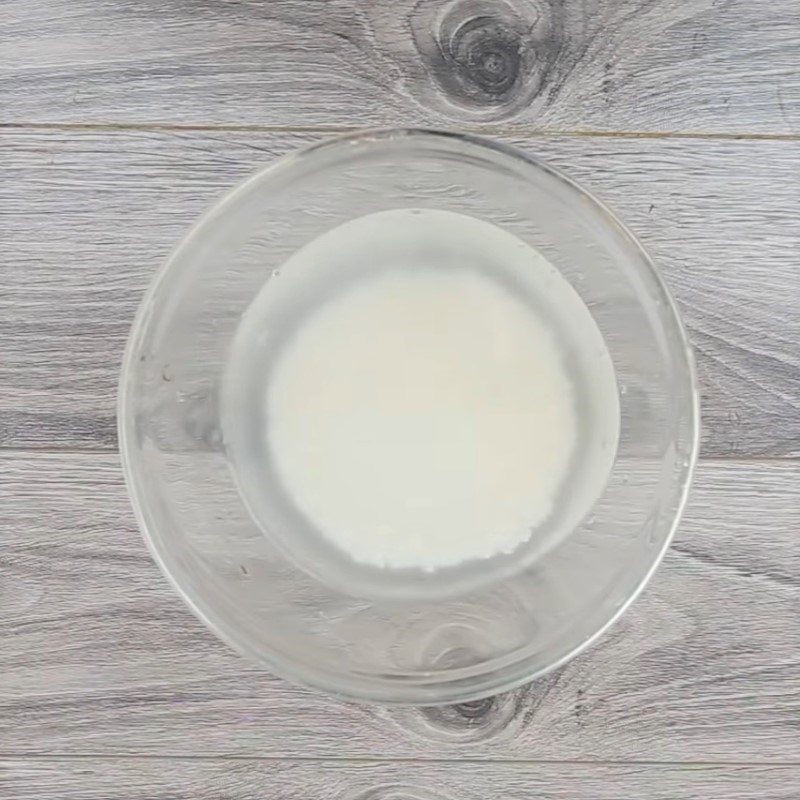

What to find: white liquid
left=269, top=269, right=576, bottom=570
left=225, top=209, right=620, bottom=583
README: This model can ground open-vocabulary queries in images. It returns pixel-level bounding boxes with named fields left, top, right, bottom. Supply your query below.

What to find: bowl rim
left=118, top=127, right=700, bottom=705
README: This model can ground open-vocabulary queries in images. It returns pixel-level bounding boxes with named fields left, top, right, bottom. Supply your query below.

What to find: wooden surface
left=3, top=454, right=800, bottom=762
left=4, top=760, right=800, bottom=800
left=3, top=0, right=799, bottom=133
left=2, top=0, right=799, bottom=797
left=3, top=129, right=799, bottom=456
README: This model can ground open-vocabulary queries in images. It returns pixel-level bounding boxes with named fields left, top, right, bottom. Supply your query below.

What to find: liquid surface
left=268, top=269, right=576, bottom=570
left=225, top=209, right=620, bottom=585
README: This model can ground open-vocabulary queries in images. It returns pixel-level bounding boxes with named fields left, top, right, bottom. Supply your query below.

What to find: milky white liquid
left=269, top=269, right=576, bottom=570
left=225, top=209, right=619, bottom=582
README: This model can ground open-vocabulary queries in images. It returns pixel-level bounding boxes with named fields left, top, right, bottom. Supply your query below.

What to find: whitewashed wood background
left=2, top=1, right=799, bottom=797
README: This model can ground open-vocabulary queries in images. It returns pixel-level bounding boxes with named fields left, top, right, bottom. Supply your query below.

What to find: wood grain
left=3, top=0, right=800, bottom=791
left=2, top=451, right=799, bottom=761
left=3, top=758, right=800, bottom=800
left=1, top=0, right=799, bottom=133
left=3, top=128, right=799, bottom=456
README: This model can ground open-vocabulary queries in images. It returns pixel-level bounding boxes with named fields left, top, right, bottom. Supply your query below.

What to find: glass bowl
left=119, top=129, right=699, bottom=705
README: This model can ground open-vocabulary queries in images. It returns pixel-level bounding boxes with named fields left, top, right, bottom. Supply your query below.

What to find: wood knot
left=379, top=668, right=565, bottom=744
left=409, top=0, right=565, bottom=121
left=453, top=696, right=495, bottom=720
left=382, top=686, right=527, bottom=743
left=419, top=695, right=500, bottom=733
left=351, top=788, right=454, bottom=800
left=447, top=16, right=523, bottom=98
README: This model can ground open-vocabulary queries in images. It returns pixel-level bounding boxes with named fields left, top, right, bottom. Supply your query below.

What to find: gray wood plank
left=1, top=0, right=799, bottom=133
left=3, top=128, right=799, bottom=456
left=3, top=758, right=800, bottom=800
left=2, top=452, right=799, bottom=761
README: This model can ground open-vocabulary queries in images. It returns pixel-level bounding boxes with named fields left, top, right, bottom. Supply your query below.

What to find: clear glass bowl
left=119, top=129, right=699, bottom=704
